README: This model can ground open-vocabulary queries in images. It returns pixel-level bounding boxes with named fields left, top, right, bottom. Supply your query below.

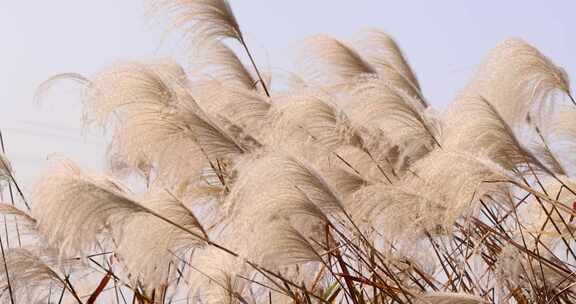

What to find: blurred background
left=0, top=0, right=574, bottom=185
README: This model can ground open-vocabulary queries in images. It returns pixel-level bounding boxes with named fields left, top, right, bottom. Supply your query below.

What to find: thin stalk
left=57, top=284, right=66, bottom=304
left=239, top=38, right=270, bottom=97
left=0, top=131, right=30, bottom=211
left=0, top=232, right=14, bottom=304
left=63, top=275, right=84, bottom=304
left=0, top=131, right=24, bottom=247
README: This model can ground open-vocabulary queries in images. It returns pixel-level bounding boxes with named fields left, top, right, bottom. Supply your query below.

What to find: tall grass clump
left=1, top=1, right=576, bottom=303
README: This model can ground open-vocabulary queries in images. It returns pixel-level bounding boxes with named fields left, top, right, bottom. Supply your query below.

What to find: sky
left=0, top=1, right=574, bottom=186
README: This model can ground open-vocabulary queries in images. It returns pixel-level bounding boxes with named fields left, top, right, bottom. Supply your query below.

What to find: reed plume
left=17, top=1, right=576, bottom=303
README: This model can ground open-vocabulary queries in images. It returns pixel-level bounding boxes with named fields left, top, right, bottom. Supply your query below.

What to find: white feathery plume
left=351, top=182, right=444, bottom=255
left=407, top=150, right=509, bottom=230
left=346, top=78, right=442, bottom=164
left=268, top=94, right=360, bottom=152
left=527, top=104, right=565, bottom=156
left=354, top=29, right=420, bottom=87
left=0, top=152, right=13, bottom=183
left=189, top=41, right=256, bottom=89
left=524, top=110, right=568, bottom=176
left=31, top=157, right=146, bottom=256
left=105, top=105, right=216, bottom=185
left=82, top=60, right=187, bottom=178
left=128, top=100, right=253, bottom=158
left=353, top=150, right=508, bottom=242
left=33, top=73, right=89, bottom=105
left=349, top=126, right=410, bottom=178
left=147, top=0, right=242, bottom=46
left=443, top=39, right=572, bottom=180
left=296, top=34, right=375, bottom=86
left=268, top=91, right=404, bottom=182
left=0, top=203, right=37, bottom=234
left=222, top=154, right=342, bottom=267
left=467, top=38, right=572, bottom=125
left=536, top=105, right=576, bottom=173
left=419, top=292, right=485, bottom=304
left=115, top=191, right=207, bottom=290
left=147, top=0, right=272, bottom=97
left=86, top=60, right=257, bottom=185
left=191, top=81, right=271, bottom=139
left=254, top=222, right=323, bottom=267
left=0, top=204, right=36, bottom=225
left=493, top=244, right=525, bottom=292
left=104, top=119, right=156, bottom=180
left=188, top=248, right=249, bottom=304
left=494, top=241, right=575, bottom=297
left=29, top=14, right=576, bottom=302
left=550, top=106, right=576, bottom=141
left=0, top=247, right=84, bottom=304
left=513, top=247, right=576, bottom=297
left=529, top=132, right=567, bottom=177
left=134, top=100, right=260, bottom=189
left=32, top=157, right=210, bottom=282
left=353, top=29, right=425, bottom=106
left=83, top=59, right=188, bottom=128
left=324, top=155, right=371, bottom=198
left=445, top=95, right=553, bottom=176
left=328, top=145, right=397, bottom=190
left=226, top=153, right=340, bottom=224
left=282, top=71, right=310, bottom=91
left=518, top=175, right=576, bottom=245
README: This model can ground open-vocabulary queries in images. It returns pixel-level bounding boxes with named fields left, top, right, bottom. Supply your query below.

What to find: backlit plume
left=1, top=0, right=573, bottom=303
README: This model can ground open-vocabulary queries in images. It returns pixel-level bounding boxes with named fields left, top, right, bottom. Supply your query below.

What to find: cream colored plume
left=0, top=152, right=13, bottom=182
left=353, top=29, right=425, bottom=107
left=346, top=77, right=442, bottom=167
left=538, top=105, right=576, bottom=172
left=188, top=248, right=249, bottom=304
left=328, top=144, right=397, bottom=190
left=85, top=60, right=256, bottom=185
left=83, top=59, right=188, bottom=128
left=297, top=34, right=375, bottom=86
left=227, top=153, right=344, bottom=219
left=34, top=72, right=89, bottom=105
left=0, top=247, right=84, bottom=304
left=222, top=154, right=340, bottom=267
left=0, top=203, right=37, bottom=235
left=189, top=41, right=256, bottom=90
left=445, top=95, right=552, bottom=176
left=30, top=6, right=576, bottom=301
left=115, top=190, right=207, bottom=290
left=191, top=81, right=271, bottom=140
left=268, top=94, right=360, bottom=152
left=419, top=292, right=485, bottom=304
left=31, top=157, right=146, bottom=256
left=518, top=175, right=576, bottom=246
left=352, top=150, right=508, bottom=245
left=147, top=0, right=243, bottom=46
left=407, top=150, right=508, bottom=230
left=467, top=38, right=571, bottom=125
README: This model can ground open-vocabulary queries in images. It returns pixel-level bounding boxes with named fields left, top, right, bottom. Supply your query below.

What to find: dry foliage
left=1, top=1, right=575, bottom=303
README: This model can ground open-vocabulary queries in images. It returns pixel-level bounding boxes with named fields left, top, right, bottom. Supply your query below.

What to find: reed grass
left=1, top=1, right=576, bottom=303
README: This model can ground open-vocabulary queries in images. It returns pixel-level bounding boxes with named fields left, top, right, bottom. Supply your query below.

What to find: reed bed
left=1, top=1, right=576, bottom=303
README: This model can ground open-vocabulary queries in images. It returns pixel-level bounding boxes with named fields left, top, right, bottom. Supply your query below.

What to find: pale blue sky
left=0, top=1, right=574, bottom=185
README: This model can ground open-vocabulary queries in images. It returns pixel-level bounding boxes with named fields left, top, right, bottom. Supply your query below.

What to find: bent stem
left=239, top=37, right=270, bottom=97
